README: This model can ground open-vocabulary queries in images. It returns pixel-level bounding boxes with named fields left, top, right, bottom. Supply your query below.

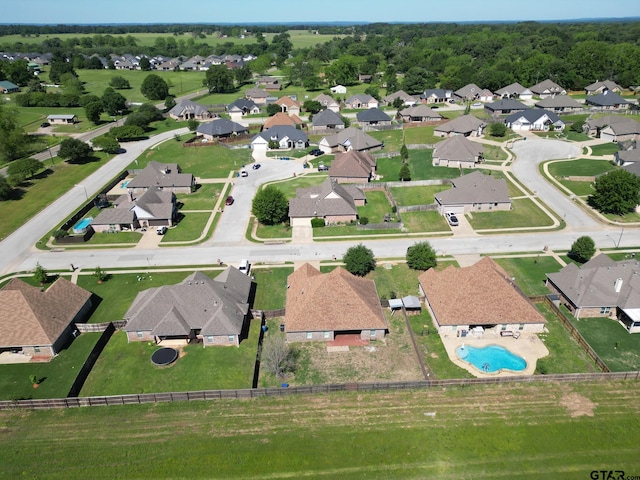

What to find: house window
left=306, top=332, right=313, bottom=339
left=207, top=336, right=214, bottom=343
left=600, top=307, right=611, bottom=315
left=136, top=331, right=143, bottom=338
left=34, top=347, right=40, bottom=353
left=501, top=325, right=507, bottom=331
left=323, top=331, right=330, bottom=339
left=228, top=335, right=235, bottom=342
left=452, top=326, right=457, bottom=332
left=370, top=330, right=376, bottom=338
left=518, top=324, right=525, bottom=331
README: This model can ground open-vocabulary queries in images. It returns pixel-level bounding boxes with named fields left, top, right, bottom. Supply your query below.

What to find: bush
left=52, top=229, right=68, bottom=239
left=343, top=244, right=376, bottom=277
left=568, top=236, right=596, bottom=263
left=489, top=122, right=508, bottom=137
left=311, top=217, right=325, bottom=228
left=406, top=241, right=437, bottom=270
left=359, top=216, right=369, bottom=225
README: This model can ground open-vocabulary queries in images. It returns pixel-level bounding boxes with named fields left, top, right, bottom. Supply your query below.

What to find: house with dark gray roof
left=616, top=148, right=640, bottom=167
left=546, top=254, right=640, bottom=333
left=432, top=135, right=485, bottom=169
left=329, top=150, right=376, bottom=183
left=228, top=98, right=260, bottom=121
left=534, top=95, right=583, bottom=112
left=504, top=109, right=565, bottom=131
left=197, top=118, right=248, bottom=140
left=484, top=99, right=529, bottom=115
left=123, top=268, right=253, bottom=346
left=398, top=105, right=443, bottom=123
left=585, top=80, right=622, bottom=95
left=495, top=82, right=533, bottom=100
left=435, top=115, right=486, bottom=138
left=318, top=126, right=383, bottom=153
left=250, top=125, right=308, bottom=151
left=126, top=161, right=195, bottom=194
left=434, top=171, right=510, bottom=215
left=420, top=88, right=453, bottom=104
left=311, top=108, right=345, bottom=132
left=585, top=91, right=631, bottom=110
left=0, top=277, right=93, bottom=359
left=289, top=178, right=365, bottom=226
left=529, top=79, right=566, bottom=98
left=344, top=94, right=378, bottom=109
left=169, top=99, right=213, bottom=122
left=356, top=107, right=392, bottom=126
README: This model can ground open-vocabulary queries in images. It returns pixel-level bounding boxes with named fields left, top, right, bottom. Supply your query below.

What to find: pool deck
left=439, top=329, right=549, bottom=378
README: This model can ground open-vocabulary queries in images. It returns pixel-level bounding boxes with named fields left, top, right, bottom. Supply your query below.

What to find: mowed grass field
left=1, top=381, right=639, bottom=478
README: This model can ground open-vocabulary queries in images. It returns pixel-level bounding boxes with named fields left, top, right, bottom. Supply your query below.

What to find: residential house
left=251, top=125, right=309, bottom=151
left=180, top=55, right=206, bottom=71
left=419, top=257, right=547, bottom=336
left=495, top=83, right=533, bottom=100
left=382, top=90, right=419, bottom=107
left=284, top=263, right=387, bottom=342
left=0, top=278, right=93, bottom=359
left=256, top=76, right=281, bottom=91
left=227, top=98, right=261, bottom=119
left=432, top=135, right=485, bottom=169
left=434, top=115, right=486, bottom=137
left=318, top=126, right=383, bottom=153
left=585, top=80, right=623, bottom=95
left=275, top=96, right=301, bottom=116
left=156, top=58, right=182, bottom=71
left=585, top=91, right=630, bottom=110
left=169, top=99, right=213, bottom=122
left=599, top=118, right=640, bottom=143
left=0, top=80, right=19, bottom=93
left=289, top=178, right=365, bottom=226
left=263, top=111, right=303, bottom=130
left=125, top=161, right=195, bottom=195
left=245, top=87, right=269, bottom=105
left=196, top=118, right=248, bottom=140
left=484, top=99, right=529, bottom=115
left=616, top=148, right=640, bottom=167
left=546, top=254, right=640, bottom=333
left=504, top=109, right=565, bottom=131
left=314, top=93, right=340, bottom=113
left=529, top=79, right=566, bottom=98
left=123, top=268, right=253, bottom=346
left=583, top=115, right=636, bottom=139
left=358, top=74, right=373, bottom=83
left=356, top=107, right=392, bottom=126
left=47, top=114, right=78, bottom=124
left=420, top=88, right=454, bottom=104
left=534, top=96, right=583, bottom=113
left=311, top=109, right=345, bottom=132
left=398, top=105, right=443, bottom=123
left=434, top=171, right=511, bottom=215
left=329, top=150, right=376, bottom=183
left=330, top=85, right=347, bottom=94
left=454, top=83, right=483, bottom=102
left=344, top=94, right=379, bottom=110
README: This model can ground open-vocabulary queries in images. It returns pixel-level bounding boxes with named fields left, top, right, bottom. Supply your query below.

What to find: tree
left=125, top=111, right=152, bottom=129
left=343, top=244, right=376, bottom=277
left=0, top=104, right=29, bottom=162
left=489, top=122, right=508, bottom=137
left=91, top=134, right=121, bottom=154
left=400, top=144, right=409, bottom=162
left=0, top=175, right=13, bottom=200
left=139, top=57, right=151, bottom=71
left=569, top=236, right=596, bottom=263
left=364, top=85, right=380, bottom=100
left=235, top=65, right=253, bottom=85
left=57, top=138, right=92, bottom=162
left=141, top=74, right=169, bottom=100
left=33, top=263, right=48, bottom=285
left=266, top=103, right=281, bottom=116
left=589, top=170, right=640, bottom=215
left=7, top=157, right=41, bottom=185
left=399, top=163, right=411, bottom=181
left=402, top=67, right=430, bottom=94
left=137, top=103, right=164, bottom=123
left=261, top=334, right=295, bottom=379
left=187, top=119, right=198, bottom=131
left=110, top=125, right=146, bottom=141
left=203, top=65, right=235, bottom=94
left=101, top=87, right=127, bottom=116
left=303, top=100, right=322, bottom=114
left=93, top=266, right=108, bottom=283
left=109, top=76, right=131, bottom=89
left=164, top=95, right=176, bottom=111
left=84, top=101, right=104, bottom=124
left=252, top=185, right=288, bottom=225
left=406, top=241, right=438, bottom=270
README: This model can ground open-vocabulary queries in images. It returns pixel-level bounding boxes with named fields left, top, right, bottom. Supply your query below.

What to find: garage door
left=148, top=219, right=168, bottom=226
left=291, top=217, right=312, bottom=227
left=443, top=206, right=465, bottom=215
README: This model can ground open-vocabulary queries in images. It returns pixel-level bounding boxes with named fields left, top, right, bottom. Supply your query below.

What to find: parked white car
left=445, top=211, right=459, bottom=227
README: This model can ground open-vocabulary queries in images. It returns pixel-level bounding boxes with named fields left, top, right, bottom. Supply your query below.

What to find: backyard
left=468, top=198, right=555, bottom=230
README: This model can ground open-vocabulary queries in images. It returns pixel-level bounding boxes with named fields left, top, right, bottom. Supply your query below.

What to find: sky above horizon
left=5, top=0, right=640, bottom=24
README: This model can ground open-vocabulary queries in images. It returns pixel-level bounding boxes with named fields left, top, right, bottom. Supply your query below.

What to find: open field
left=1, top=381, right=639, bottom=478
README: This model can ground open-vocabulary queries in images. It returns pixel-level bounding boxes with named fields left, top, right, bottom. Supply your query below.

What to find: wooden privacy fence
left=2, top=372, right=640, bottom=410
left=76, top=321, right=126, bottom=333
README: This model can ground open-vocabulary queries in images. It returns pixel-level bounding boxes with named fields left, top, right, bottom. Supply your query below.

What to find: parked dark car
left=40, top=122, right=50, bottom=128
left=252, top=163, right=261, bottom=170
left=309, top=149, right=324, bottom=157
left=225, top=195, right=235, bottom=206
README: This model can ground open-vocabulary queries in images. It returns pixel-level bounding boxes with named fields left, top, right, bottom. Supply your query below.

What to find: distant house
left=256, top=76, right=281, bottom=91
left=585, top=80, right=623, bottom=95
left=398, top=105, right=443, bottom=123
left=434, top=171, right=511, bottom=215
left=318, top=126, right=383, bottom=153
left=546, top=254, right=640, bottom=333
left=419, top=257, right=546, bottom=336
left=534, top=96, right=583, bottom=113
left=125, top=161, right=195, bottom=195
left=228, top=98, right=260, bottom=118
left=0, top=80, right=19, bottom=93
left=289, top=178, right=365, bottom=226
left=284, top=263, right=387, bottom=342
left=598, top=118, right=640, bottom=143
left=314, top=93, right=340, bottom=113
left=47, top=114, right=78, bottom=124
left=484, top=99, right=529, bottom=115
left=382, top=90, right=419, bottom=107
left=168, top=99, right=213, bottom=122
left=123, top=268, right=253, bottom=347
left=275, top=96, right=301, bottom=116
left=196, top=118, right=248, bottom=140
left=344, top=94, right=378, bottom=110
left=329, top=150, right=377, bottom=183
left=420, top=88, right=453, bottom=104
left=330, top=85, right=347, bottom=94
left=263, top=111, right=303, bottom=130
left=251, top=125, right=309, bottom=151
left=529, top=79, right=566, bottom=98
left=454, top=83, right=483, bottom=102
left=432, top=135, right=484, bottom=169
left=504, top=109, right=565, bottom=131
left=356, top=107, right=392, bottom=126
left=434, top=115, right=486, bottom=137
left=585, top=91, right=630, bottom=110
left=311, top=109, right=345, bottom=132
left=0, top=278, right=93, bottom=359
left=495, top=82, right=533, bottom=100
left=245, top=87, right=269, bottom=105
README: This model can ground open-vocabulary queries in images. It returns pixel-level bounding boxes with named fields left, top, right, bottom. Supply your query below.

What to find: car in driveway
left=472, top=102, right=482, bottom=107
left=317, top=164, right=329, bottom=171
left=309, top=149, right=324, bottom=157
left=252, top=163, right=261, bottom=170
left=445, top=211, right=459, bottom=226
left=225, top=195, right=234, bottom=206
left=156, top=226, right=168, bottom=235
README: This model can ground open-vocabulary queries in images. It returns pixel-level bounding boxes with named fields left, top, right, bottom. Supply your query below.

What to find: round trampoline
left=151, top=347, right=178, bottom=366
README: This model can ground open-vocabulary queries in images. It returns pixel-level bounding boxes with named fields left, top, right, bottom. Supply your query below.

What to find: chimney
left=614, top=278, right=623, bottom=293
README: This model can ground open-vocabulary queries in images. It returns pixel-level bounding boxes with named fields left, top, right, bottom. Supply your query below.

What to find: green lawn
left=161, top=212, right=210, bottom=242
left=482, top=144, right=508, bottom=161
left=358, top=190, right=393, bottom=223
left=468, top=198, right=554, bottom=230
left=548, top=159, right=615, bottom=177
left=269, top=174, right=326, bottom=199
left=589, top=143, right=620, bottom=156
left=602, top=210, right=640, bottom=223
left=376, top=150, right=462, bottom=183
left=0, top=332, right=101, bottom=401
left=494, top=256, right=563, bottom=296
left=83, top=231, right=142, bottom=245
left=15, top=106, right=99, bottom=133
left=176, top=183, right=225, bottom=210
left=558, top=179, right=594, bottom=196
left=256, top=222, right=292, bottom=239
left=403, top=125, right=446, bottom=145
left=564, top=130, right=592, bottom=141
left=313, top=224, right=402, bottom=237
left=368, top=129, right=404, bottom=152
left=367, top=263, right=424, bottom=300
left=80, top=322, right=259, bottom=396
left=390, top=185, right=449, bottom=206
left=570, top=315, right=640, bottom=372
left=402, top=210, right=451, bottom=233
left=252, top=267, right=293, bottom=310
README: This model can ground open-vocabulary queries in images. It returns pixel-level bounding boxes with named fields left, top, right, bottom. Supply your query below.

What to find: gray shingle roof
left=435, top=171, right=510, bottom=206
left=454, top=83, right=482, bottom=100
left=534, top=96, right=583, bottom=109
left=312, top=109, right=345, bottom=127
left=356, top=107, right=391, bottom=123
left=321, top=126, right=382, bottom=151
left=434, top=115, right=485, bottom=135
left=399, top=104, right=443, bottom=120
left=289, top=178, right=362, bottom=218
left=197, top=118, right=248, bottom=136
left=169, top=99, right=210, bottom=118
left=433, top=135, right=485, bottom=162
left=529, top=79, right=566, bottom=95
left=505, top=109, right=563, bottom=126
left=484, top=99, right=529, bottom=112
left=253, top=125, right=308, bottom=143
left=495, top=82, right=531, bottom=97
left=126, top=161, right=194, bottom=189
left=228, top=98, right=259, bottom=112
left=585, top=91, right=630, bottom=107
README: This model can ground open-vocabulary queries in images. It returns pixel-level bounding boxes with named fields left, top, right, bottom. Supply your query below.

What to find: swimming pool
left=72, top=217, right=93, bottom=234
left=456, top=344, right=526, bottom=373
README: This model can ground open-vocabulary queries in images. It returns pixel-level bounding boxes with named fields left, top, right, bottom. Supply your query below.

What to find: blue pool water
left=72, top=217, right=93, bottom=234
left=456, top=344, right=526, bottom=373
left=121, top=180, right=130, bottom=188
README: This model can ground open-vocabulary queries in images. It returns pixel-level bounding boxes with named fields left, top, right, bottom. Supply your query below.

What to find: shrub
left=311, top=217, right=325, bottom=228
left=343, top=244, right=376, bottom=276
left=568, top=236, right=596, bottom=263
left=52, top=229, right=68, bottom=239
left=359, top=216, right=369, bottom=225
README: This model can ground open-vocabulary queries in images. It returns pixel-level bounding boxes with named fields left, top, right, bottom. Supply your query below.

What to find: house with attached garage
left=398, top=104, right=443, bottom=123
left=616, top=148, right=640, bottom=167
left=434, top=171, right=511, bottom=215
left=432, top=135, right=485, bottom=169
left=585, top=80, right=623, bottom=95
left=583, top=115, right=639, bottom=140
left=546, top=254, right=640, bottom=333
left=250, top=125, right=309, bottom=151
left=311, top=108, right=345, bottom=132
left=504, top=109, right=565, bottom=132
left=420, top=88, right=454, bottom=104
left=169, top=99, right=213, bottom=122
left=419, top=257, right=546, bottom=337
left=288, top=178, right=365, bottom=226
left=245, top=87, right=269, bottom=105
left=329, top=150, right=377, bottom=183
left=123, top=268, right=253, bottom=347
left=263, top=111, right=303, bottom=130
left=356, top=107, right=392, bottom=126
left=454, top=83, right=483, bottom=102
left=382, top=90, right=419, bottom=107
left=314, top=93, right=341, bottom=113
left=47, top=114, right=78, bottom=124
left=227, top=99, right=260, bottom=120
left=196, top=118, right=248, bottom=140
left=0, top=278, right=93, bottom=360
left=484, top=99, right=529, bottom=115
left=495, top=82, right=533, bottom=100
left=275, top=96, right=301, bottom=116
left=529, top=79, right=566, bottom=98
left=434, top=114, right=486, bottom=138
left=585, top=91, right=631, bottom=110
left=344, top=93, right=379, bottom=110
left=534, top=95, right=583, bottom=113
left=125, top=161, right=195, bottom=195
left=284, top=263, right=387, bottom=343
left=318, top=126, right=383, bottom=154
